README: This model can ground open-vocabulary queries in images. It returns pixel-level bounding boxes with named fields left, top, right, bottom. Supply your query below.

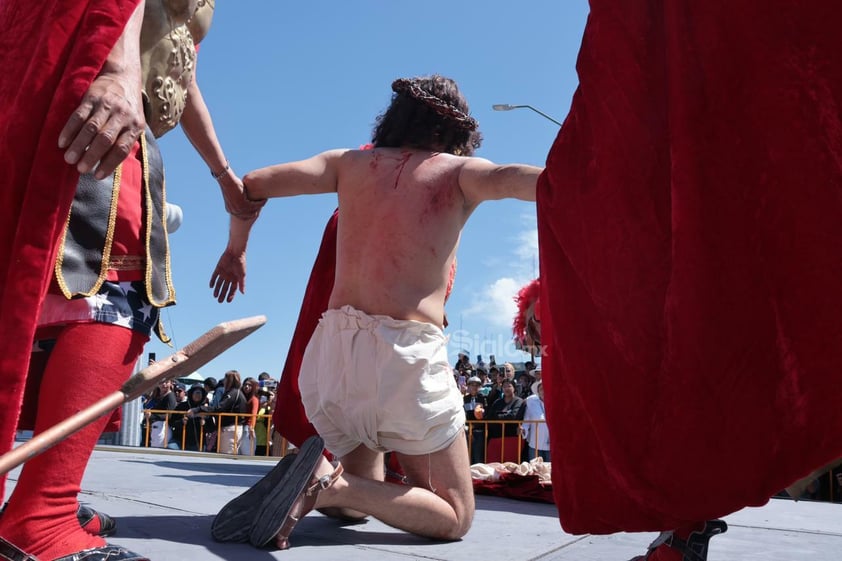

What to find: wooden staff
left=0, top=315, right=267, bottom=475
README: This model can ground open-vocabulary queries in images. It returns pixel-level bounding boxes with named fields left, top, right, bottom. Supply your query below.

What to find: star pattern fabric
left=37, top=281, right=160, bottom=338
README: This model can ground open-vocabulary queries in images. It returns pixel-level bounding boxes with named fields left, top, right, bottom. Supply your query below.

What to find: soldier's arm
left=182, top=69, right=265, bottom=219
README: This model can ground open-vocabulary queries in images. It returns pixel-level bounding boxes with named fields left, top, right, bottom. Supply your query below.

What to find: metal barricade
left=140, top=409, right=285, bottom=456
left=465, top=419, right=549, bottom=464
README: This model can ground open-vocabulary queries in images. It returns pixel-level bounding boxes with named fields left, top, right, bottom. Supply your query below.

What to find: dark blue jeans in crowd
left=526, top=444, right=550, bottom=462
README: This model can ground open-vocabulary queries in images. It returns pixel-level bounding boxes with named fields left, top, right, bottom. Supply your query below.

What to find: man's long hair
left=372, top=75, right=482, bottom=156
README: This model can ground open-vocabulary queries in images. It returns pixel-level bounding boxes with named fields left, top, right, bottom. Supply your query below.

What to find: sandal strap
left=305, top=462, right=344, bottom=497
left=275, top=462, right=345, bottom=548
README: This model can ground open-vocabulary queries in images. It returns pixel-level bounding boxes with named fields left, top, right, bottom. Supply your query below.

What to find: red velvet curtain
left=538, top=0, right=842, bottom=534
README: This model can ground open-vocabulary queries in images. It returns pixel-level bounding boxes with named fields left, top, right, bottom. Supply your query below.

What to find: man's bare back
left=244, top=146, right=541, bottom=326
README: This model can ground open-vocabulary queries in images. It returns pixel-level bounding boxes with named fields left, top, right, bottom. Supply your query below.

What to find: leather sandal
left=248, top=435, right=342, bottom=549
left=631, top=519, right=728, bottom=561
left=255, top=461, right=343, bottom=550
left=279, top=462, right=344, bottom=550
left=0, top=536, right=148, bottom=561
left=211, top=452, right=297, bottom=542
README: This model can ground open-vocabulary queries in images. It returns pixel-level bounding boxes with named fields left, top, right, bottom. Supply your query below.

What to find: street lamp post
left=492, top=104, right=563, bottom=127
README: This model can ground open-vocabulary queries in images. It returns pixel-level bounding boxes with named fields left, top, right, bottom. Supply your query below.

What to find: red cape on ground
left=473, top=474, right=554, bottom=505
left=538, top=1, right=842, bottom=534
left=0, top=1, right=141, bottom=471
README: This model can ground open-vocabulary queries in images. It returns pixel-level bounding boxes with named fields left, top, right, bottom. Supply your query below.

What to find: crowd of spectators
left=453, top=351, right=548, bottom=464
left=138, top=351, right=549, bottom=465
left=140, top=368, right=278, bottom=455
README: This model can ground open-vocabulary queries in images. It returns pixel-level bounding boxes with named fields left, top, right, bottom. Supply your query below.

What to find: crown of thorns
left=392, top=78, right=478, bottom=132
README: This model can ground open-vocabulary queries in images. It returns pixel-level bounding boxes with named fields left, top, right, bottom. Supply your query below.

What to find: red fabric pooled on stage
left=538, top=1, right=842, bottom=534
left=473, top=474, right=554, bottom=505
left=272, top=210, right=338, bottom=447
left=0, top=1, right=142, bottom=489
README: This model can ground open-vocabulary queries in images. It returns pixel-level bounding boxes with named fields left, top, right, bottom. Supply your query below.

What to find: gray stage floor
left=5, top=447, right=842, bottom=560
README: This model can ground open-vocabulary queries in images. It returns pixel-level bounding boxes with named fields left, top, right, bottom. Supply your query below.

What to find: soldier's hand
left=219, top=173, right=266, bottom=219
left=59, top=72, right=145, bottom=180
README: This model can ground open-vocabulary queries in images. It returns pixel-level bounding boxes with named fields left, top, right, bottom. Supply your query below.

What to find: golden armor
left=140, top=0, right=214, bottom=138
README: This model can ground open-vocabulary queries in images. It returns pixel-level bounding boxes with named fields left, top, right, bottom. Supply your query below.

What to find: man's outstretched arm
left=458, top=157, right=543, bottom=206
left=209, top=149, right=345, bottom=303
left=242, top=149, right=347, bottom=200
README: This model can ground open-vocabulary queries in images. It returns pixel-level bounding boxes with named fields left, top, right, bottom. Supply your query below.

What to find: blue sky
left=146, top=1, right=589, bottom=378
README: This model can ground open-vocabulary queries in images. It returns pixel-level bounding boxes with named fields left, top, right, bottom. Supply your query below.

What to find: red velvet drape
left=538, top=0, right=842, bottom=533
left=0, top=0, right=141, bottom=491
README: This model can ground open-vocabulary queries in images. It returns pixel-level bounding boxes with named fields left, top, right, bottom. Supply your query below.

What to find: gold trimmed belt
left=109, top=254, right=146, bottom=271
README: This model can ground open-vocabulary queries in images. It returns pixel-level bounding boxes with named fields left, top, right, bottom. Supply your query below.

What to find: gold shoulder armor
left=188, top=0, right=215, bottom=44
left=140, top=0, right=215, bottom=138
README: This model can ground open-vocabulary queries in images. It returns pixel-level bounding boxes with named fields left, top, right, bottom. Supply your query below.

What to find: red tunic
left=538, top=0, right=842, bottom=533
left=0, top=0, right=142, bottom=470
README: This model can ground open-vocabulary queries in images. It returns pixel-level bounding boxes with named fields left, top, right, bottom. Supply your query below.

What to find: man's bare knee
left=433, top=480, right=474, bottom=540
left=391, top=434, right=475, bottom=540
left=400, top=456, right=476, bottom=541
left=443, top=506, right=474, bottom=540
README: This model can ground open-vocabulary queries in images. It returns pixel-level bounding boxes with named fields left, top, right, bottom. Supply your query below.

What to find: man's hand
left=58, top=72, right=145, bottom=180
left=210, top=246, right=247, bottom=303
left=210, top=212, right=258, bottom=303
left=219, top=172, right=266, bottom=219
